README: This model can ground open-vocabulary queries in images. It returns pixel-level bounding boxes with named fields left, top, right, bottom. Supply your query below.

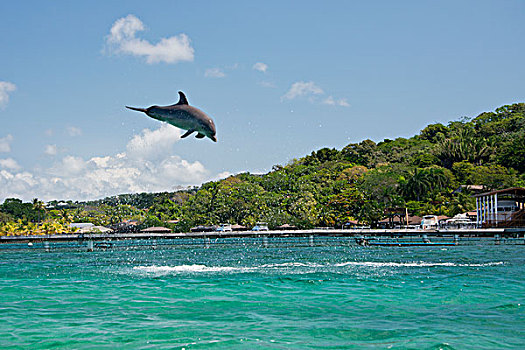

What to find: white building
left=474, top=187, right=525, bottom=228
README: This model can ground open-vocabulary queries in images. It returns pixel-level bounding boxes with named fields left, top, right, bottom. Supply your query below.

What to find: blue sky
left=0, top=0, right=524, bottom=201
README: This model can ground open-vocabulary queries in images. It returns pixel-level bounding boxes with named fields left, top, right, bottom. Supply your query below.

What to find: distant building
left=455, top=184, right=485, bottom=194
left=276, top=223, right=298, bottom=230
left=140, top=226, right=172, bottom=233
left=70, top=223, right=94, bottom=230
left=216, top=224, right=232, bottom=232
left=377, top=213, right=422, bottom=229
left=443, top=213, right=476, bottom=229
left=474, top=187, right=525, bottom=228
left=231, top=224, right=246, bottom=231
left=70, top=223, right=113, bottom=233
left=190, top=225, right=216, bottom=232
left=111, top=220, right=140, bottom=233
left=421, top=215, right=439, bottom=230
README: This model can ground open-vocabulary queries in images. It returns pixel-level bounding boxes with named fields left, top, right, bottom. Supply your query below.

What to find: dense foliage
left=1, top=103, right=524, bottom=234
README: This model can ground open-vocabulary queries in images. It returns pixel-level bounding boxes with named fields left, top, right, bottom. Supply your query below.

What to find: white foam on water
left=131, top=261, right=504, bottom=276
left=334, top=261, right=504, bottom=268
left=459, top=262, right=504, bottom=267
left=133, top=264, right=251, bottom=274
left=260, top=262, right=325, bottom=268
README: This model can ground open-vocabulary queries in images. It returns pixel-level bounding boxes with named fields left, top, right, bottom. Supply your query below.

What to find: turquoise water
left=0, top=239, right=523, bottom=349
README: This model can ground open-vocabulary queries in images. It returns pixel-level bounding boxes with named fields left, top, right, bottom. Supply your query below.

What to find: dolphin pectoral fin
left=181, top=129, right=195, bottom=138
left=175, top=91, right=189, bottom=105
left=195, top=133, right=205, bottom=139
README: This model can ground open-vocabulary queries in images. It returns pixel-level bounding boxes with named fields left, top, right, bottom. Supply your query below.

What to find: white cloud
left=155, top=156, right=208, bottom=184
left=253, top=62, right=268, bottom=73
left=282, top=81, right=324, bottom=100
left=212, top=171, right=233, bottom=182
left=126, top=123, right=181, bottom=160
left=0, top=81, right=16, bottom=108
left=105, top=14, right=194, bottom=64
left=53, top=156, right=87, bottom=176
left=204, top=68, right=226, bottom=78
left=322, top=96, right=350, bottom=107
left=0, top=124, right=217, bottom=202
left=0, top=158, right=21, bottom=171
left=0, top=170, right=39, bottom=200
left=282, top=81, right=350, bottom=107
left=0, top=134, right=13, bottom=153
left=44, top=144, right=57, bottom=156
left=67, top=126, right=82, bottom=137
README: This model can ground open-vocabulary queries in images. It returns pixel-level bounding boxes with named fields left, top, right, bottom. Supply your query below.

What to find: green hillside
left=1, top=103, right=524, bottom=233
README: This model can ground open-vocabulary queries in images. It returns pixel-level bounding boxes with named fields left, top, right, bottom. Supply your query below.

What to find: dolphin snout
left=210, top=135, right=217, bottom=142
left=126, top=106, right=147, bottom=113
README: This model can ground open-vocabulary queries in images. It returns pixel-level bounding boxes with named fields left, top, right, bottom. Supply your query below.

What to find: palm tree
left=401, top=169, right=432, bottom=201
left=435, top=128, right=493, bottom=168
left=426, top=167, right=449, bottom=193
left=32, top=198, right=46, bottom=223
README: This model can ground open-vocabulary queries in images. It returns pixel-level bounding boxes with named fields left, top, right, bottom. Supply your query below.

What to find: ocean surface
left=0, top=238, right=523, bottom=349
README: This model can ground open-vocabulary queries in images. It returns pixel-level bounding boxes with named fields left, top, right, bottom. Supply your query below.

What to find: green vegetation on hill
left=1, top=103, right=524, bottom=234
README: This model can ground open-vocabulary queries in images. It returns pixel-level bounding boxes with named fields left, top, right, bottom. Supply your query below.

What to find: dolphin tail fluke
left=126, top=106, right=147, bottom=113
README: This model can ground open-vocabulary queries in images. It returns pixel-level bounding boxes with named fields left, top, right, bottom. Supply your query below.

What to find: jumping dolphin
left=126, top=91, right=217, bottom=142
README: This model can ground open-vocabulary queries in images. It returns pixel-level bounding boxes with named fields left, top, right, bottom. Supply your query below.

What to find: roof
left=461, top=185, right=485, bottom=190
left=76, top=225, right=113, bottom=233
left=276, top=224, right=297, bottom=229
left=474, top=187, right=525, bottom=197
left=70, top=223, right=94, bottom=228
left=380, top=215, right=422, bottom=225
left=141, top=226, right=172, bottom=233
left=344, top=220, right=360, bottom=225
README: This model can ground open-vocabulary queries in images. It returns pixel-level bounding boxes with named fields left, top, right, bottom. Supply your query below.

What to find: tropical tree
left=401, top=167, right=451, bottom=201
left=497, top=132, right=525, bottom=172
left=1, top=222, right=18, bottom=236
left=32, top=198, right=46, bottom=223
left=435, top=127, right=493, bottom=168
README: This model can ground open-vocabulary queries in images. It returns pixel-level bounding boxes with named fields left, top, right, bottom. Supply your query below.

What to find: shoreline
left=1, top=227, right=524, bottom=244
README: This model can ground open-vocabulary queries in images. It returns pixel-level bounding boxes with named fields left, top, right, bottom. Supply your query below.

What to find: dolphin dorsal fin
left=176, top=91, right=189, bottom=105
